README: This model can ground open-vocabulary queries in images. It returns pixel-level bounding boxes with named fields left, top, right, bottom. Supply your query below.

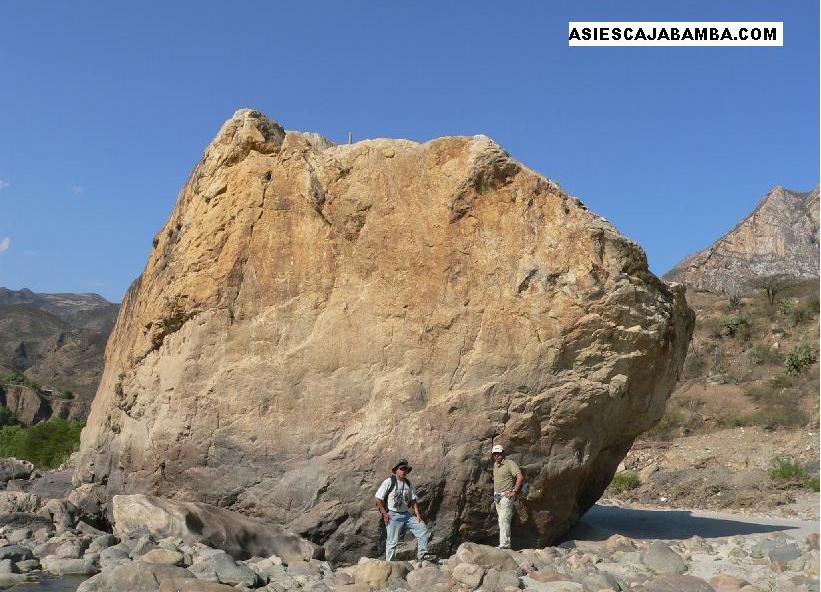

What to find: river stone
left=99, top=544, right=130, bottom=569
left=159, top=580, right=237, bottom=592
left=0, top=559, right=15, bottom=574
left=710, top=574, right=751, bottom=591
left=15, top=559, right=40, bottom=573
left=642, top=541, right=687, bottom=574
left=76, top=561, right=195, bottom=592
left=112, top=494, right=317, bottom=562
left=142, top=548, right=185, bottom=566
left=634, top=574, right=716, bottom=592
left=0, top=493, right=40, bottom=515
left=578, top=571, right=622, bottom=591
left=40, top=555, right=98, bottom=575
left=456, top=542, right=519, bottom=571
left=352, top=559, right=411, bottom=588
left=0, top=545, right=32, bottom=562
left=6, top=528, right=31, bottom=545
left=73, top=109, right=694, bottom=563
left=521, top=577, right=583, bottom=591
left=0, top=573, right=32, bottom=587
left=205, top=550, right=259, bottom=586
left=453, top=562, right=485, bottom=589
left=0, top=458, right=34, bottom=483
left=406, top=564, right=448, bottom=591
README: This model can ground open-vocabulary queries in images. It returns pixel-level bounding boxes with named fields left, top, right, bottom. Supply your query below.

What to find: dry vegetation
left=606, top=280, right=820, bottom=516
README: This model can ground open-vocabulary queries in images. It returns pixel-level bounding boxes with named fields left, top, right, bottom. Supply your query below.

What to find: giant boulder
left=74, top=109, right=693, bottom=563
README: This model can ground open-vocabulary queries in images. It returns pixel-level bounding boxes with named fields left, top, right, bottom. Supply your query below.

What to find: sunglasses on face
left=397, top=466, right=409, bottom=471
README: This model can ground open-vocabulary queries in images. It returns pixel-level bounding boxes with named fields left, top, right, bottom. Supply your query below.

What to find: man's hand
left=505, top=490, right=517, bottom=499
left=382, top=511, right=390, bottom=525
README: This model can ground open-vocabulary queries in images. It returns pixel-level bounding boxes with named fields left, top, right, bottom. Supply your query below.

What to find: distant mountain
left=664, top=185, right=819, bottom=293
left=0, top=288, right=119, bottom=420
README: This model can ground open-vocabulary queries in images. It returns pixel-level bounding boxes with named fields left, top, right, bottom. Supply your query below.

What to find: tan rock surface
left=74, top=109, right=693, bottom=562
left=664, top=185, right=820, bottom=293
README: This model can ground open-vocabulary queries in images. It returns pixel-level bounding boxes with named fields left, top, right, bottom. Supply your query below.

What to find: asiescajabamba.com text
left=569, top=25, right=778, bottom=43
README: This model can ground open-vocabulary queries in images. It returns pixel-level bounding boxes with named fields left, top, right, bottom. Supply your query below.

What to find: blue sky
left=0, top=2, right=817, bottom=303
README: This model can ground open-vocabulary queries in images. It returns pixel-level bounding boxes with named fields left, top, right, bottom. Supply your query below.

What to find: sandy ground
left=567, top=503, right=820, bottom=542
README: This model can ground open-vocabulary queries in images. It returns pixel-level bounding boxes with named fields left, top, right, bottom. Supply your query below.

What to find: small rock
left=141, top=548, right=185, bottom=566
left=640, top=574, right=716, bottom=592
left=0, top=545, right=33, bottom=562
left=406, top=564, right=448, bottom=591
left=642, top=541, right=686, bottom=574
left=456, top=542, right=519, bottom=571
left=452, top=562, right=484, bottom=589
left=15, top=559, right=40, bottom=573
left=351, top=559, right=410, bottom=589
left=76, top=561, right=194, bottom=592
left=40, top=555, right=98, bottom=576
left=159, top=579, right=237, bottom=592
left=0, top=573, right=32, bottom=587
left=520, top=577, right=583, bottom=591
left=710, top=574, right=751, bottom=591
left=7, top=528, right=32, bottom=544
left=0, top=559, right=16, bottom=574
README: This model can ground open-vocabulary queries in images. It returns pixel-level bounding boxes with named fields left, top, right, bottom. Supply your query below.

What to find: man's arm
left=513, top=471, right=524, bottom=496
left=411, top=499, right=425, bottom=524
left=505, top=468, right=525, bottom=498
left=375, top=497, right=390, bottom=524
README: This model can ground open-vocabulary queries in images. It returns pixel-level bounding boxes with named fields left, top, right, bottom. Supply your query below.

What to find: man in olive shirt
left=491, top=444, right=523, bottom=549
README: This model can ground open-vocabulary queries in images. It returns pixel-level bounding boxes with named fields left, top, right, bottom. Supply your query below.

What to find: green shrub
left=0, top=419, right=84, bottom=469
left=0, top=407, right=17, bottom=427
left=804, top=477, right=820, bottom=492
left=59, top=390, right=74, bottom=400
left=785, top=344, right=816, bottom=375
left=746, top=344, right=783, bottom=367
left=5, top=372, right=25, bottom=385
left=609, top=471, right=641, bottom=494
left=778, top=297, right=797, bottom=316
left=721, top=315, right=751, bottom=338
left=4, top=373, right=42, bottom=393
left=770, top=457, right=810, bottom=483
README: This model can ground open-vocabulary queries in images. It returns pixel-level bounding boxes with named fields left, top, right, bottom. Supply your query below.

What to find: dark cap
left=391, top=459, right=413, bottom=473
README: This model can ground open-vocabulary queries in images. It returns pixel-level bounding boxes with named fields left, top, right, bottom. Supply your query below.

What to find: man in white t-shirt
left=374, top=458, right=429, bottom=561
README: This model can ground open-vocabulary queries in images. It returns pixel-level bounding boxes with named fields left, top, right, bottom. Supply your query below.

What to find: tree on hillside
left=748, top=274, right=798, bottom=307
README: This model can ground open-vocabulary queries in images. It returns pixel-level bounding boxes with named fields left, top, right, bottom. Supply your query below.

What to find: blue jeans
left=385, top=511, right=428, bottom=561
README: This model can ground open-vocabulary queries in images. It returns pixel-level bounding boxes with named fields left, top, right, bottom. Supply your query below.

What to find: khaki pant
left=494, top=495, right=515, bottom=548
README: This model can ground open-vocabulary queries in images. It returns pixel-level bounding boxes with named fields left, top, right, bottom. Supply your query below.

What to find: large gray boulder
left=112, top=494, right=317, bottom=562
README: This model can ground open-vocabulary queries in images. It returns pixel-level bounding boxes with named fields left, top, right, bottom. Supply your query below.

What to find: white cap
left=491, top=444, right=504, bottom=454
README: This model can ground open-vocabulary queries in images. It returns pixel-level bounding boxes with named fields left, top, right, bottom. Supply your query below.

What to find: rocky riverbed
left=0, top=456, right=817, bottom=591
left=0, top=499, right=817, bottom=591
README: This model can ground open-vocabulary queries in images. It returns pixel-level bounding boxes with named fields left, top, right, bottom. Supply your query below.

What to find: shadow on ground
left=564, top=504, right=805, bottom=542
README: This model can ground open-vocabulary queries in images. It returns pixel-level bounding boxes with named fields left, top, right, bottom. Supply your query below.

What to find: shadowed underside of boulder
left=74, top=109, right=693, bottom=563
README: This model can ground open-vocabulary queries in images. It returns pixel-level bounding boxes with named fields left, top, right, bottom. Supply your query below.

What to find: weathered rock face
left=664, top=186, right=820, bottom=293
left=74, top=109, right=693, bottom=563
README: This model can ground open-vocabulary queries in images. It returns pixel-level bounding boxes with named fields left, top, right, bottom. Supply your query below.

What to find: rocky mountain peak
left=664, top=185, right=820, bottom=293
